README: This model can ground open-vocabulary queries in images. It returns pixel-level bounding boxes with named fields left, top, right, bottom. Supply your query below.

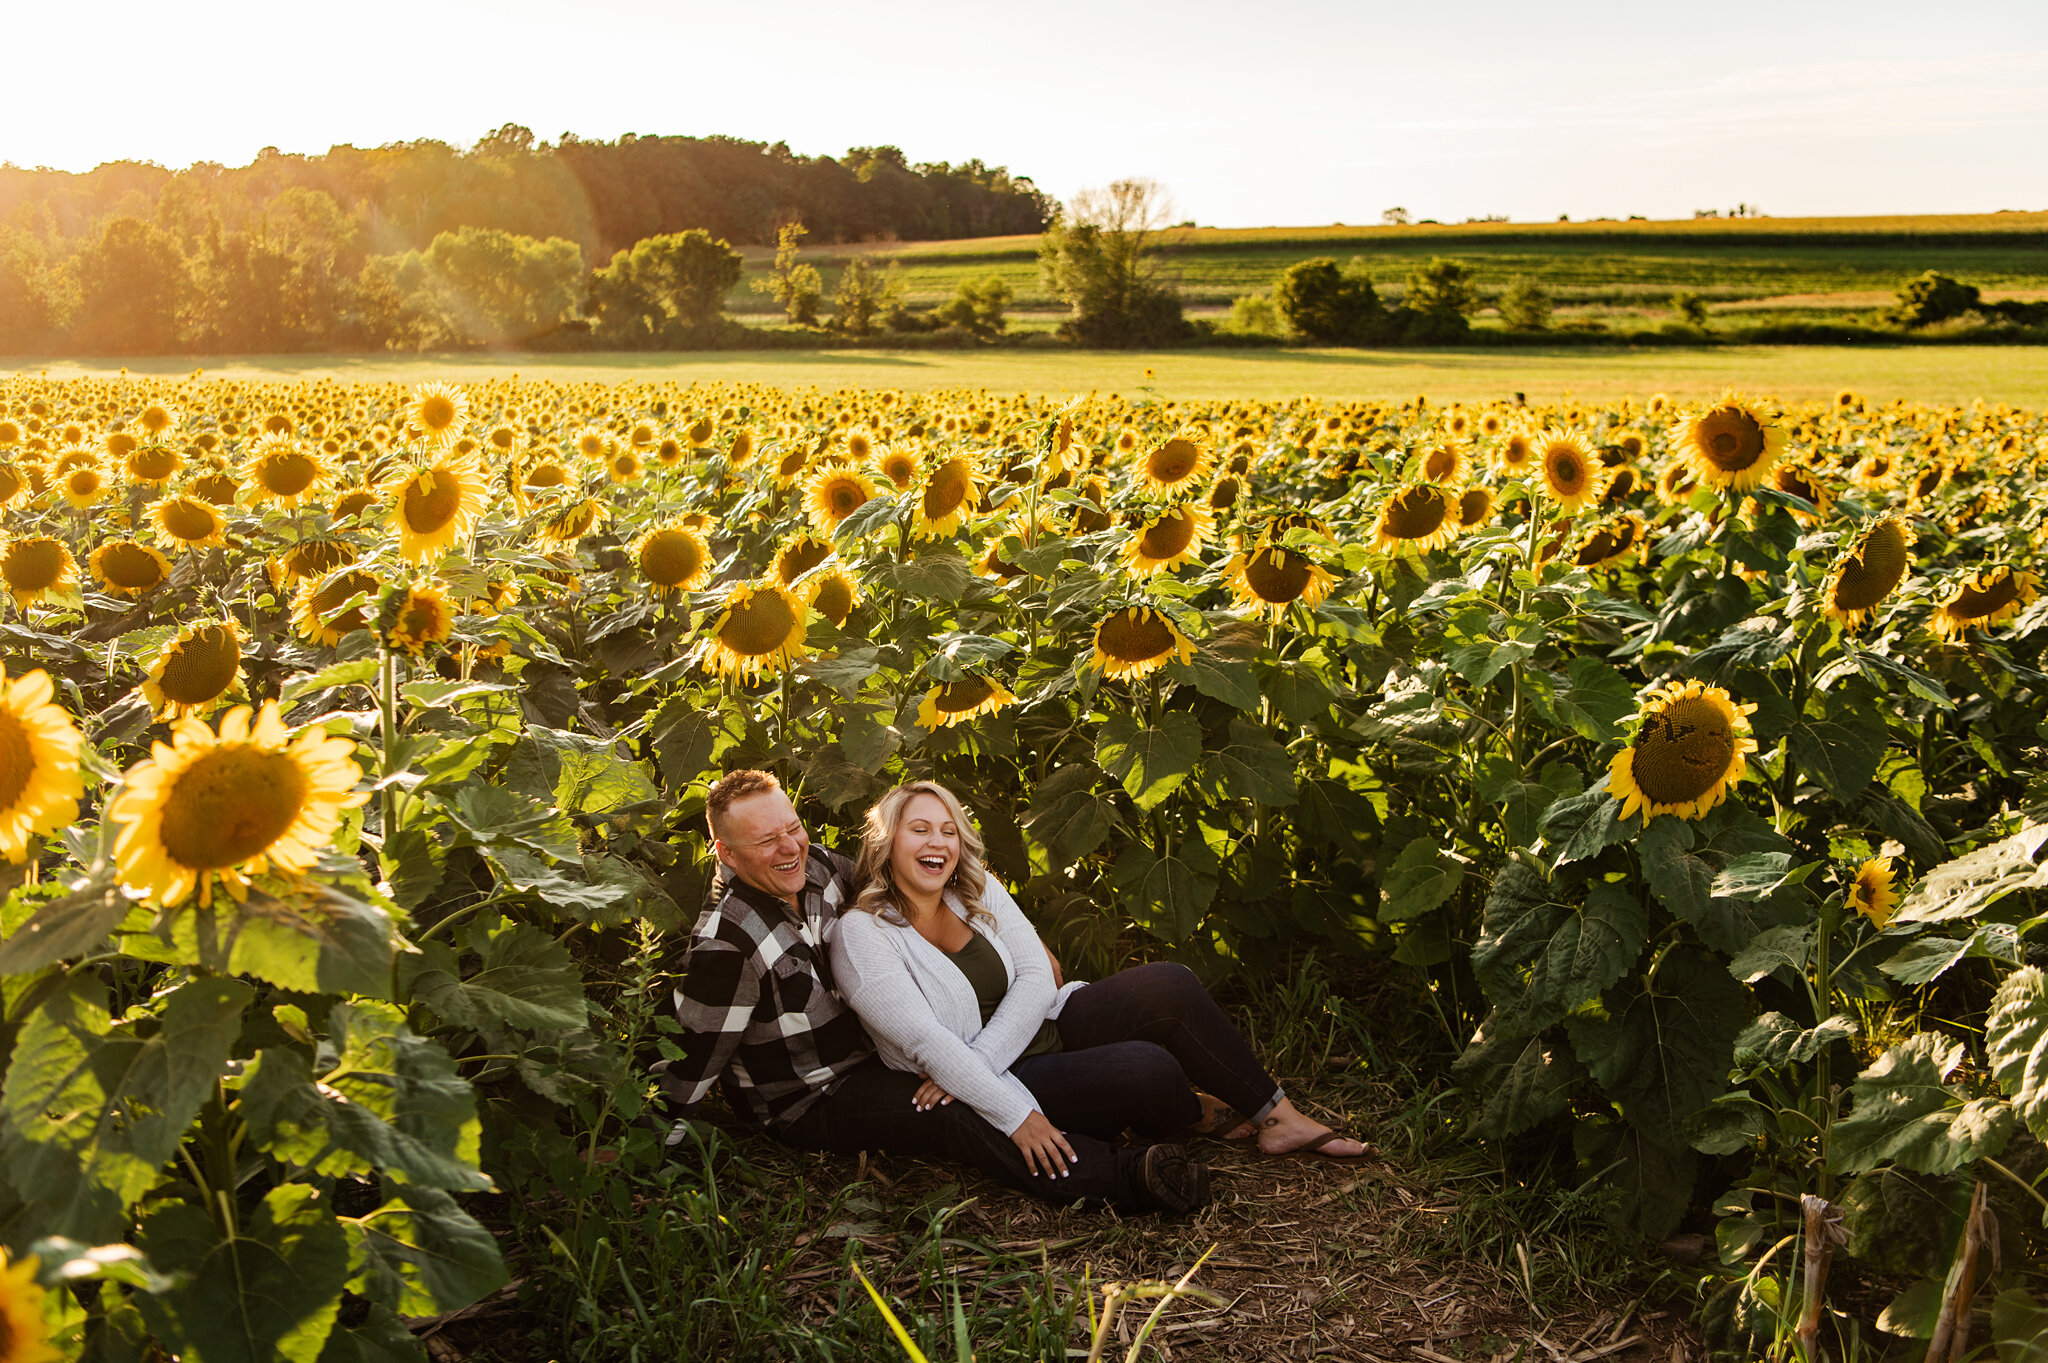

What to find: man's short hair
left=706, top=769, right=783, bottom=840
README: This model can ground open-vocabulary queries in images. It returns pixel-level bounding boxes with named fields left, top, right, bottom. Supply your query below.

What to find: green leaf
left=1639, top=812, right=1802, bottom=956
left=1201, top=716, right=1298, bottom=806
left=506, top=727, right=659, bottom=816
left=1478, top=760, right=1584, bottom=848
left=1988, top=966, right=2048, bottom=1139
left=243, top=999, right=487, bottom=1191
left=1991, top=1286, right=2048, bottom=1362
left=315, top=1303, right=426, bottom=1363
left=1541, top=783, right=1629, bottom=866
left=400, top=679, right=515, bottom=709
left=1162, top=649, right=1260, bottom=710
left=1728, top=925, right=1814, bottom=984
left=1377, top=836, right=1463, bottom=923
left=1879, top=935, right=1973, bottom=986
left=1787, top=711, right=1889, bottom=802
left=1496, top=883, right=1649, bottom=1035
left=1564, top=945, right=1753, bottom=1147
left=345, top=1185, right=508, bottom=1319
left=280, top=658, right=380, bottom=705
left=123, top=886, right=396, bottom=997
left=137, top=1185, right=352, bottom=1363
left=1877, top=1278, right=1947, bottom=1340
left=379, top=828, right=445, bottom=912
left=1094, top=712, right=1202, bottom=812
left=2, top=976, right=252, bottom=1240
left=648, top=694, right=725, bottom=787
left=0, top=869, right=128, bottom=974
left=1471, top=861, right=1569, bottom=1005
left=1829, top=1032, right=2015, bottom=1174
left=1293, top=776, right=1379, bottom=856
left=1443, top=628, right=1538, bottom=688
left=832, top=486, right=906, bottom=545
left=400, top=920, right=588, bottom=1034
left=1111, top=836, right=1219, bottom=943
left=1896, top=818, right=2048, bottom=925
left=1019, top=764, right=1118, bottom=869
left=841, top=705, right=903, bottom=772
left=1453, top=1021, right=1585, bottom=1140
left=1545, top=657, right=1635, bottom=742
left=1710, top=852, right=1816, bottom=901
left=1261, top=661, right=1336, bottom=724
left=796, top=646, right=882, bottom=695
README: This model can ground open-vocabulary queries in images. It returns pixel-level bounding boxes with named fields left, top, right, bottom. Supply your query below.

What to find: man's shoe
left=1139, top=1143, right=1211, bottom=1214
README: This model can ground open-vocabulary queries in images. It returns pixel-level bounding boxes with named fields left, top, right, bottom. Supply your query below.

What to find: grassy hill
left=728, top=211, right=2048, bottom=330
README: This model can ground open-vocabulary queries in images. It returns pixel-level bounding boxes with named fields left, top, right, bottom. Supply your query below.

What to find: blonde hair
left=850, top=782, right=993, bottom=926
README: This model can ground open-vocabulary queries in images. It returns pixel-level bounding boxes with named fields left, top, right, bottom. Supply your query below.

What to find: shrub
left=1225, top=291, right=1287, bottom=338
left=1038, top=178, right=1188, bottom=347
left=1498, top=277, right=1553, bottom=332
left=831, top=256, right=901, bottom=336
left=364, top=226, right=584, bottom=349
left=935, top=274, right=1012, bottom=337
left=1671, top=290, right=1710, bottom=327
left=1883, top=270, right=1981, bottom=328
left=587, top=229, right=745, bottom=346
left=1274, top=258, right=1384, bottom=343
left=750, top=222, right=824, bottom=326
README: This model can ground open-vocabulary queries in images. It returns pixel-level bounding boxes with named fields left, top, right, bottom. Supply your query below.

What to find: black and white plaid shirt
left=665, top=844, right=874, bottom=1129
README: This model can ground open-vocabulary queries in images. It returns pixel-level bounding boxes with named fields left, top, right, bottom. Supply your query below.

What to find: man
left=664, top=768, right=1207, bottom=1214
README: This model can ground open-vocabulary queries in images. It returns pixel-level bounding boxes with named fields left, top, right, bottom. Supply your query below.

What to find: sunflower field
left=1, top=371, right=2047, bottom=1359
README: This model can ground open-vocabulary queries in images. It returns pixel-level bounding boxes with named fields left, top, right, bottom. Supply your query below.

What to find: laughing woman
left=828, top=781, right=1369, bottom=1171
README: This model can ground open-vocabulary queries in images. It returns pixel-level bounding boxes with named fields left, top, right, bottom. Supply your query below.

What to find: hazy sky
left=8, top=0, right=2045, bottom=226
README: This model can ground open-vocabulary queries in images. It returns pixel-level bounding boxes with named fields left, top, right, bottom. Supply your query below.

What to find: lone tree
left=831, top=256, right=901, bottom=336
left=1038, top=178, right=1187, bottom=347
left=751, top=222, right=824, bottom=326
left=1396, top=256, right=1479, bottom=342
left=587, top=229, right=744, bottom=344
left=1498, top=277, right=1553, bottom=332
left=1274, top=257, right=1385, bottom=344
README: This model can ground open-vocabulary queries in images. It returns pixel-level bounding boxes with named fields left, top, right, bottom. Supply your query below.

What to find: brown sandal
left=1273, top=1129, right=1378, bottom=1160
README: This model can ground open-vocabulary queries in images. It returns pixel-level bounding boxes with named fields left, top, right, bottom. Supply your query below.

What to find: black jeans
left=1010, top=962, right=1284, bottom=1142
left=774, top=1057, right=1157, bottom=1211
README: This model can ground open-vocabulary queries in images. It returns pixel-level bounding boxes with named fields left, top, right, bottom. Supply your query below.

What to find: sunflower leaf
left=1787, top=710, right=1889, bottom=803
left=0, top=866, right=127, bottom=975
left=1019, top=764, right=1119, bottom=869
left=1540, top=781, right=1629, bottom=867
left=1453, top=1021, right=1584, bottom=1140
left=1200, top=716, right=1299, bottom=805
left=136, top=1185, right=353, bottom=1363
left=1987, top=967, right=2048, bottom=1138
left=1094, top=712, right=1202, bottom=811
left=1162, top=650, right=1260, bottom=710
left=1111, top=835, right=1219, bottom=943
left=1895, top=817, right=2048, bottom=925
left=1378, top=836, right=1464, bottom=923
left=1829, top=1032, right=2013, bottom=1174
left=344, top=1185, right=509, bottom=1320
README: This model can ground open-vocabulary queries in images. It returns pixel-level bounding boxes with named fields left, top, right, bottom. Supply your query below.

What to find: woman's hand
left=912, top=1077, right=953, bottom=1111
left=1010, top=1110, right=1078, bottom=1179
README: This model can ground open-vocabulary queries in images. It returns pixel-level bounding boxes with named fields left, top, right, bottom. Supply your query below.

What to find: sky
left=6, top=0, right=2046, bottom=227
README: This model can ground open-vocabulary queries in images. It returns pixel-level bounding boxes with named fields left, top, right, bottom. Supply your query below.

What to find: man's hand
left=912, top=1076, right=953, bottom=1111
left=1010, top=1110, right=1078, bottom=1178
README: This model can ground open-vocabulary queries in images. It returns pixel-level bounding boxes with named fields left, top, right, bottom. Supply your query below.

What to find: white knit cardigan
left=829, top=879, right=1084, bottom=1136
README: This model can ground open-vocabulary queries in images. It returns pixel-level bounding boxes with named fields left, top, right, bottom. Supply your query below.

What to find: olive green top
left=945, top=931, right=1062, bottom=1060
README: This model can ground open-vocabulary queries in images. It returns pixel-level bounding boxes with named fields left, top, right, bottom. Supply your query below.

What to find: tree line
left=0, top=127, right=1052, bottom=353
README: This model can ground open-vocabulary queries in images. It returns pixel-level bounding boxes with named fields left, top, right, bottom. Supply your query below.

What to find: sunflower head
left=1823, top=516, right=1917, bottom=631
left=535, top=495, right=610, bottom=548
left=727, top=427, right=757, bottom=467
left=1669, top=395, right=1785, bottom=493
left=1848, top=856, right=1900, bottom=927
left=634, top=523, right=714, bottom=594
left=153, top=495, right=228, bottom=550
left=773, top=534, right=835, bottom=587
left=806, top=465, right=879, bottom=537
left=1138, top=434, right=1211, bottom=498
left=1931, top=565, right=2038, bottom=641
left=1535, top=431, right=1610, bottom=512
left=875, top=445, right=923, bottom=491
left=1493, top=431, right=1537, bottom=477
left=388, top=454, right=489, bottom=563
left=1, top=537, right=78, bottom=609
left=109, top=700, right=367, bottom=907
left=1226, top=545, right=1338, bottom=619
left=1120, top=503, right=1214, bottom=576
left=1456, top=485, right=1497, bottom=529
left=1372, top=483, right=1458, bottom=555
left=89, top=538, right=171, bottom=598
left=143, top=618, right=246, bottom=719
left=126, top=443, right=183, bottom=487
left=59, top=462, right=112, bottom=510
left=1090, top=606, right=1196, bottom=680
left=1608, top=680, right=1760, bottom=823
left=242, top=433, right=328, bottom=506
left=0, top=667, right=85, bottom=862
left=697, top=581, right=810, bottom=681
left=291, top=568, right=380, bottom=648
left=407, top=382, right=470, bottom=446
left=1416, top=440, right=1469, bottom=486
left=913, top=455, right=982, bottom=539
left=1573, top=514, right=1646, bottom=569
left=276, top=537, right=358, bottom=584
left=1770, top=461, right=1834, bottom=523
left=917, top=675, right=1017, bottom=731
left=379, top=583, right=455, bottom=654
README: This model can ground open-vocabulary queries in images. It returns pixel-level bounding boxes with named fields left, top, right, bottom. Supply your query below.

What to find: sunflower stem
left=378, top=648, right=403, bottom=839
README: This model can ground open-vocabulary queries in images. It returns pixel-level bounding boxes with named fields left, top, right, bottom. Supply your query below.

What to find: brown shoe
left=1140, top=1143, right=1211, bottom=1214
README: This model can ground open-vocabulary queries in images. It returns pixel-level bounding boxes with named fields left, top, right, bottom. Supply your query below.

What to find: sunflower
left=0, top=1248, right=59, bottom=1363
left=570, top=426, right=612, bottom=464
left=728, top=428, right=757, bottom=467
left=696, top=580, right=809, bottom=680
left=1205, top=473, right=1242, bottom=512
left=1073, top=477, right=1115, bottom=534
left=520, top=457, right=577, bottom=497
left=1456, top=485, right=1497, bottom=529
left=653, top=435, right=686, bottom=467
left=1847, top=856, right=1900, bottom=927
left=1120, top=503, right=1213, bottom=576
left=1573, top=514, right=1646, bottom=569
left=1372, top=483, right=1459, bottom=555
left=275, top=538, right=357, bottom=585
left=1608, top=680, right=1759, bottom=823
left=1493, top=431, right=1537, bottom=479
left=58, top=461, right=113, bottom=510
left=805, top=567, right=862, bottom=626
left=805, top=465, right=878, bottom=537
left=1090, top=607, right=1196, bottom=680
left=137, top=400, right=182, bottom=439
left=1534, top=431, right=1610, bottom=512
left=142, top=619, right=245, bottom=719
left=606, top=447, right=645, bottom=484
left=380, top=583, right=455, bottom=654
left=89, top=538, right=171, bottom=598
left=1415, top=440, right=1470, bottom=486
left=1930, top=565, right=2039, bottom=641
left=1225, top=545, right=1338, bottom=618
left=687, top=415, right=716, bottom=448
left=1769, top=462, right=1835, bottom=523
left=1668, top=394, right=1785, bottom=493
left=330, top=486, right=379, bottom=523
left=771, top=444, right=811, bottom=489
left=125, top=442, right=183, bottom=488
left=1908, top=461, right=1950, bottom=505
left=633, top=523, right=713, bottom=593
left=388, top=454, right=488, bottom=562
left=917, top=675, right=1017, bottom=730
left=0, top=667, right=84, bottom=863
left=291, top=568, right=380, bottom=647
left=406, top=382, right=469, bottom=446
left=535, top=496, right=610, bottom=548
left=1656, top=462, right=1698, bottom=507
left=1, top=537, right=77, bottom=609
left=773, top=534, right=835, bottom=586
left=1823, top=516, right=1917, bottom=631
left=875, top=445, right=923, bottom=491
left=1600, top=466, right=1638, bottom=505
left=109, top=700, right=366, bottom=908
left=913, top=455, right=982, bottom=539
left=242, top=434, right=327, bottom=507
left=190, top=471, right=240, bottom=505
left=0, top=463, right=25, bottom=508
left=1137, top=433, right=1211, bottom=498
left=1852, top=451, right=1899, bottom=491
left=152, top=495, right=228, bottom=550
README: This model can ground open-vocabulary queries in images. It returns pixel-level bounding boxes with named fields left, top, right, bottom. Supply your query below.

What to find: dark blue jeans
left=1011, top=962, right=1285, bottom=1141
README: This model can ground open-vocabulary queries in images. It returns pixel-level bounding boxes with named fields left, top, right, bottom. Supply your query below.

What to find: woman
left=828, top=781, right=1369, bottom=1181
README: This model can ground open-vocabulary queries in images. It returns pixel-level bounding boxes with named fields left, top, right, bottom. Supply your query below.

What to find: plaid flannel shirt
left=664, top=844, right=873, bottom=1129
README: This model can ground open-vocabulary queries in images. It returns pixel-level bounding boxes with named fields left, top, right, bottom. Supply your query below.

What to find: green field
left=735, top=210, right=2048, bottom=329
left=22, top=343, right=2048, bottom=405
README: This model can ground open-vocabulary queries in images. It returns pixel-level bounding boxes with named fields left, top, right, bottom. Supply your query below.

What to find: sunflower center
left=882, top=455, right=918, bottom=489
left=933, top=678, right=998, bottom=713
left=1500, top=436, right=1533, bottom=467
left=101, top=542, right=167, bottom=590
left=1244, top=548, right=1312, bottom=603
left=1383, top=487, right=1450, bottom=539
left=776, top=539, right=832, bottom=584
left=418, top=395, right=459, bottom=432
left=812, top=575, right=855, bottom=625
left=828, top=478, right=869, bottom=518
left=1138, top=511, right=1197, bottom=560
left=132, top=448, right=180, bottom=481
left=1147, top=438, right=1200, bottom=486
left=400, top=600, right=446, bottom=640
left=526, top=462, right=569, bottom=488
left=67, top=468, right=103, bottom=495
left=1697, top=408, right=1767, bottom=471
left=313, top=571, right=377, bottom=632
left=283, top=541, right=356, bottom=580
left=1422, top=446, right=1458, bottom=481
left=0, top=467, right=19, bottom=500
left=924, top=462, right=971, bottom=519
left=1833, top=520, right=1910, bottom=611
left=719, top=591, right=799, bottom=657
left=402, top=471, right=462, bottom=534
left=193, top=474, right=238, bottom=505
left=4, top=539, right=65, bottom=591
left=261, top=453, right=319, bottom=496
left=1949, top=571, right=2021, bottom=621
left=158, top=746, right=309, bottom=870
left=1097, top=610, right=1174, bottom=664
left=1576, top=529, right=1623, bottom=566
left=1631, top=695, right=1739, bottom=805
left=1458, top=488, right=1493, bottom=526
left=0, top=707, right=33, bottom=813
left=159, top=625, right=241, bottom=704
left=161, top=499, right=220, bottom=541
left=1546, top=448, right=1585, bottom=492
left=643, top=531, right=707, bottom=587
